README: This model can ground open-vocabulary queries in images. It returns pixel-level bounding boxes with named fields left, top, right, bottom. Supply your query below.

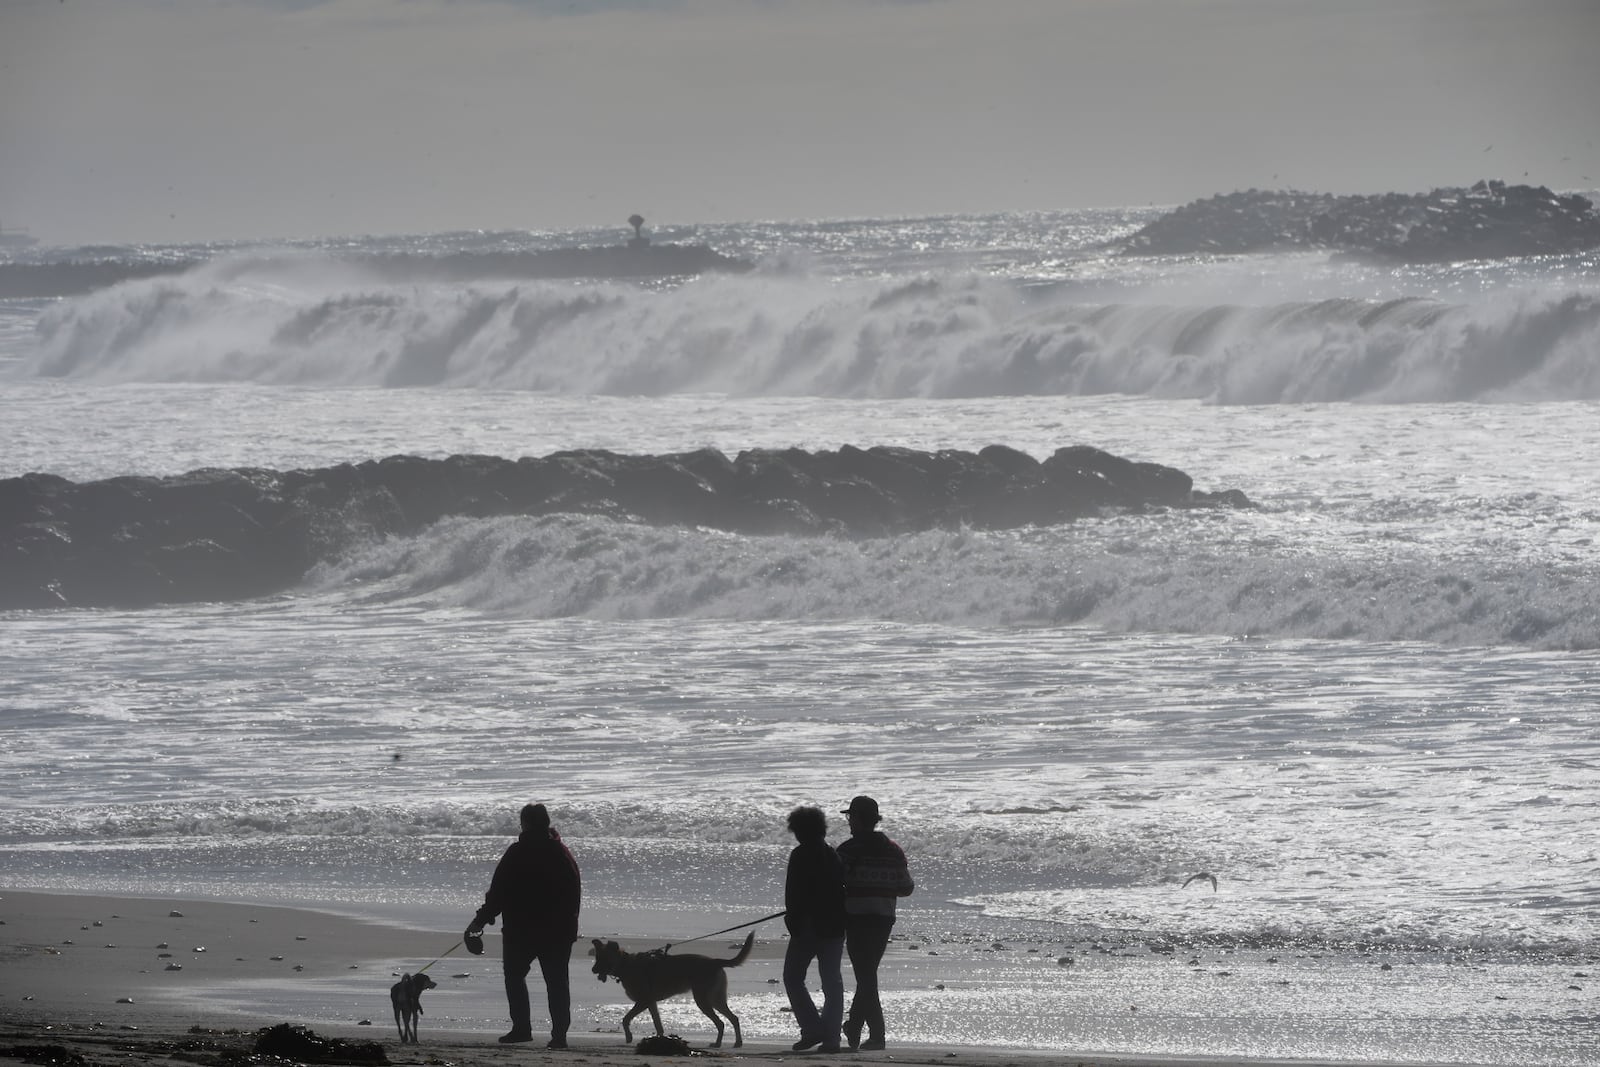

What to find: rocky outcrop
left=0, top=244, right=752, bottom=299
left=1123, top=181, right=1600, bottom=261
left=358, top=243, right=752, bottom=283
left=1, top=445, right=1252, bottom=610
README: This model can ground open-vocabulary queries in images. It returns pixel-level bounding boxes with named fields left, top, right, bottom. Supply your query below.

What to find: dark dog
left=590, top=931, right=754, bottom=1048
left=390, top=971, right=437, bottom=1043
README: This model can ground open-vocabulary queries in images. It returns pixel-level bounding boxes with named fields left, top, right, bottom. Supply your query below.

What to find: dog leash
left=664, top=910, right=787, bottom=952
left=413, top=939, right=463, bottom=975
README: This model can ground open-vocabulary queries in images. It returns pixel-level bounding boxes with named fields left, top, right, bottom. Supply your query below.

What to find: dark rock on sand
left=0, top=1045, right=88, bottom=1067
left=254, top=1023, right=387, bottom=1065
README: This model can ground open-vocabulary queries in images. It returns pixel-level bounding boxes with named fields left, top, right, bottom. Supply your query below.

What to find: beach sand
left=0, top=890, right=1471, bottom=1067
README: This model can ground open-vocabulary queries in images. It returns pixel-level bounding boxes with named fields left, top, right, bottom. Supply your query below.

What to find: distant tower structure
left=628, top=213, right=649, bottom=249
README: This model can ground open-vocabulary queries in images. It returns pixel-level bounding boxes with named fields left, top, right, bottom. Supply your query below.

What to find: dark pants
left=503, top=937, right=573, bottom=1041
left=844, top=915, right=894, bottom=1041
left=784, top=927, right=845, bottom=1045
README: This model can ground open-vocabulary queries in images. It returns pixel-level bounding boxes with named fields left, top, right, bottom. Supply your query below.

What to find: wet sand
left=0, top=890, right=1471, bottom=1067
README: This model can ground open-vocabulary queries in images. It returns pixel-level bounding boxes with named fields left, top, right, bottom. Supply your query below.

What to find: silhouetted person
left=783, top=805, right=847, bottom=1052
left=465, top=803, right=582, bottom=1049
left=837, top=795, right=914, bottom=1051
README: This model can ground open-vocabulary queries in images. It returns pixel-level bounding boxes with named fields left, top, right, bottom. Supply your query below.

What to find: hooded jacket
left=473, top=827, right=581, bottom=945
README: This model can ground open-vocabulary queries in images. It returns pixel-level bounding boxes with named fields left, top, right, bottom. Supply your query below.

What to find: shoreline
left=0, top=889, right=783, bottom=1030
left=0, top=1023, right=1387, bottom=1067
left=0, top=889, right=1505, bottom=1067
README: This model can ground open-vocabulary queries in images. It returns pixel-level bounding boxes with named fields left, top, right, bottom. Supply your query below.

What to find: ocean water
left=2, top=209, right=1598, bottom=1064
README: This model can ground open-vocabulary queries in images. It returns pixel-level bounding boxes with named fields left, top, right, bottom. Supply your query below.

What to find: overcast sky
left=2, top=0, right=1597, bottom=246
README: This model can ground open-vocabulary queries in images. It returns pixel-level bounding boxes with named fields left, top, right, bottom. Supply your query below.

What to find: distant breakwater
left=0, top=244, right=753, bottom=299
left=1, top=445, right=1251, bottom=610
left=1124, top=180, right=1600, bottom=261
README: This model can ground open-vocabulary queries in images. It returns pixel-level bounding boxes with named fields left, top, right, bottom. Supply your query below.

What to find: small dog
left=590, top=931, right=754, bottom=1048
left=390, top=971, right=437, bottom=1043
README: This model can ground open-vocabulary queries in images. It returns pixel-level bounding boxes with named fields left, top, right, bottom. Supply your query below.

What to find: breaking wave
left=16, top=259, right=1600, bottom=403
left=303, top=512, right=1600, bottom=650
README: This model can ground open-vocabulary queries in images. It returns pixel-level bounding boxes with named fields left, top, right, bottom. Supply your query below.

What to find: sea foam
left=303, top=511, right=1600, bottom=650
left=19, top=258, right=1600, bottom=403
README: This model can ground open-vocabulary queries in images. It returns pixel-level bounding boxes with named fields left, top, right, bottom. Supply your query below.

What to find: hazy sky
left=2, top=0, right=1596, bottom=245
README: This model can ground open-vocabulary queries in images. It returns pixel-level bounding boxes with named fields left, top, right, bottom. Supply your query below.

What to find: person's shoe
left=842, top=1020, right=862, bottom=1051
left=545, top=1038, right=568, bottom=1050
left=859, top=1037, right=886, bottom=1052
left=819, top=1044, right=842, bottom=1054
left=497, top=1030, right=533, bottom=1044
left=792, top=1035, right=824, bottom=1052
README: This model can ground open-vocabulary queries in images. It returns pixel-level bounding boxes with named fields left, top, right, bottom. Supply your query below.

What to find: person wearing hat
left=835, top=795, right=914, bottom=1052
left=465, top=803, right=582, bottom=1049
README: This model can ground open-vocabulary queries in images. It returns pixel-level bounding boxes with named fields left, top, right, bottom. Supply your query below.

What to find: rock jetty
left=357, top=242, right=752, bottom=284
left=1, top=445, right=1251, bottom=610
left=1123, top=180, right=1600, bottom=261
left=0, top=243, right=752, bottom=299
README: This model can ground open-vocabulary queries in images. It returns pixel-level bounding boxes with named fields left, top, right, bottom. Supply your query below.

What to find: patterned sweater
left=836, top=830, right=914, bottom=918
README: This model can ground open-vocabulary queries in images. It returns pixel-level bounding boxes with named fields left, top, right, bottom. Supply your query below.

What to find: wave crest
left=19, top=261, right=1600, bottom=402
left=308, top=513, right=1600, bottom=649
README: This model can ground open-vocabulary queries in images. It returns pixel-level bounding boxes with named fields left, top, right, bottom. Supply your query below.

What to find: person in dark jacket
left=783, top=805, right=847, bottom=1053
left=465, top=803, right=582, bottom=1049
left=836, top=795, right=913, bottom=1052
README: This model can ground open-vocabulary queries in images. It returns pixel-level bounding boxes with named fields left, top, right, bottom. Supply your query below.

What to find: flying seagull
left=1181, top=872, right=1219, bottom=892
